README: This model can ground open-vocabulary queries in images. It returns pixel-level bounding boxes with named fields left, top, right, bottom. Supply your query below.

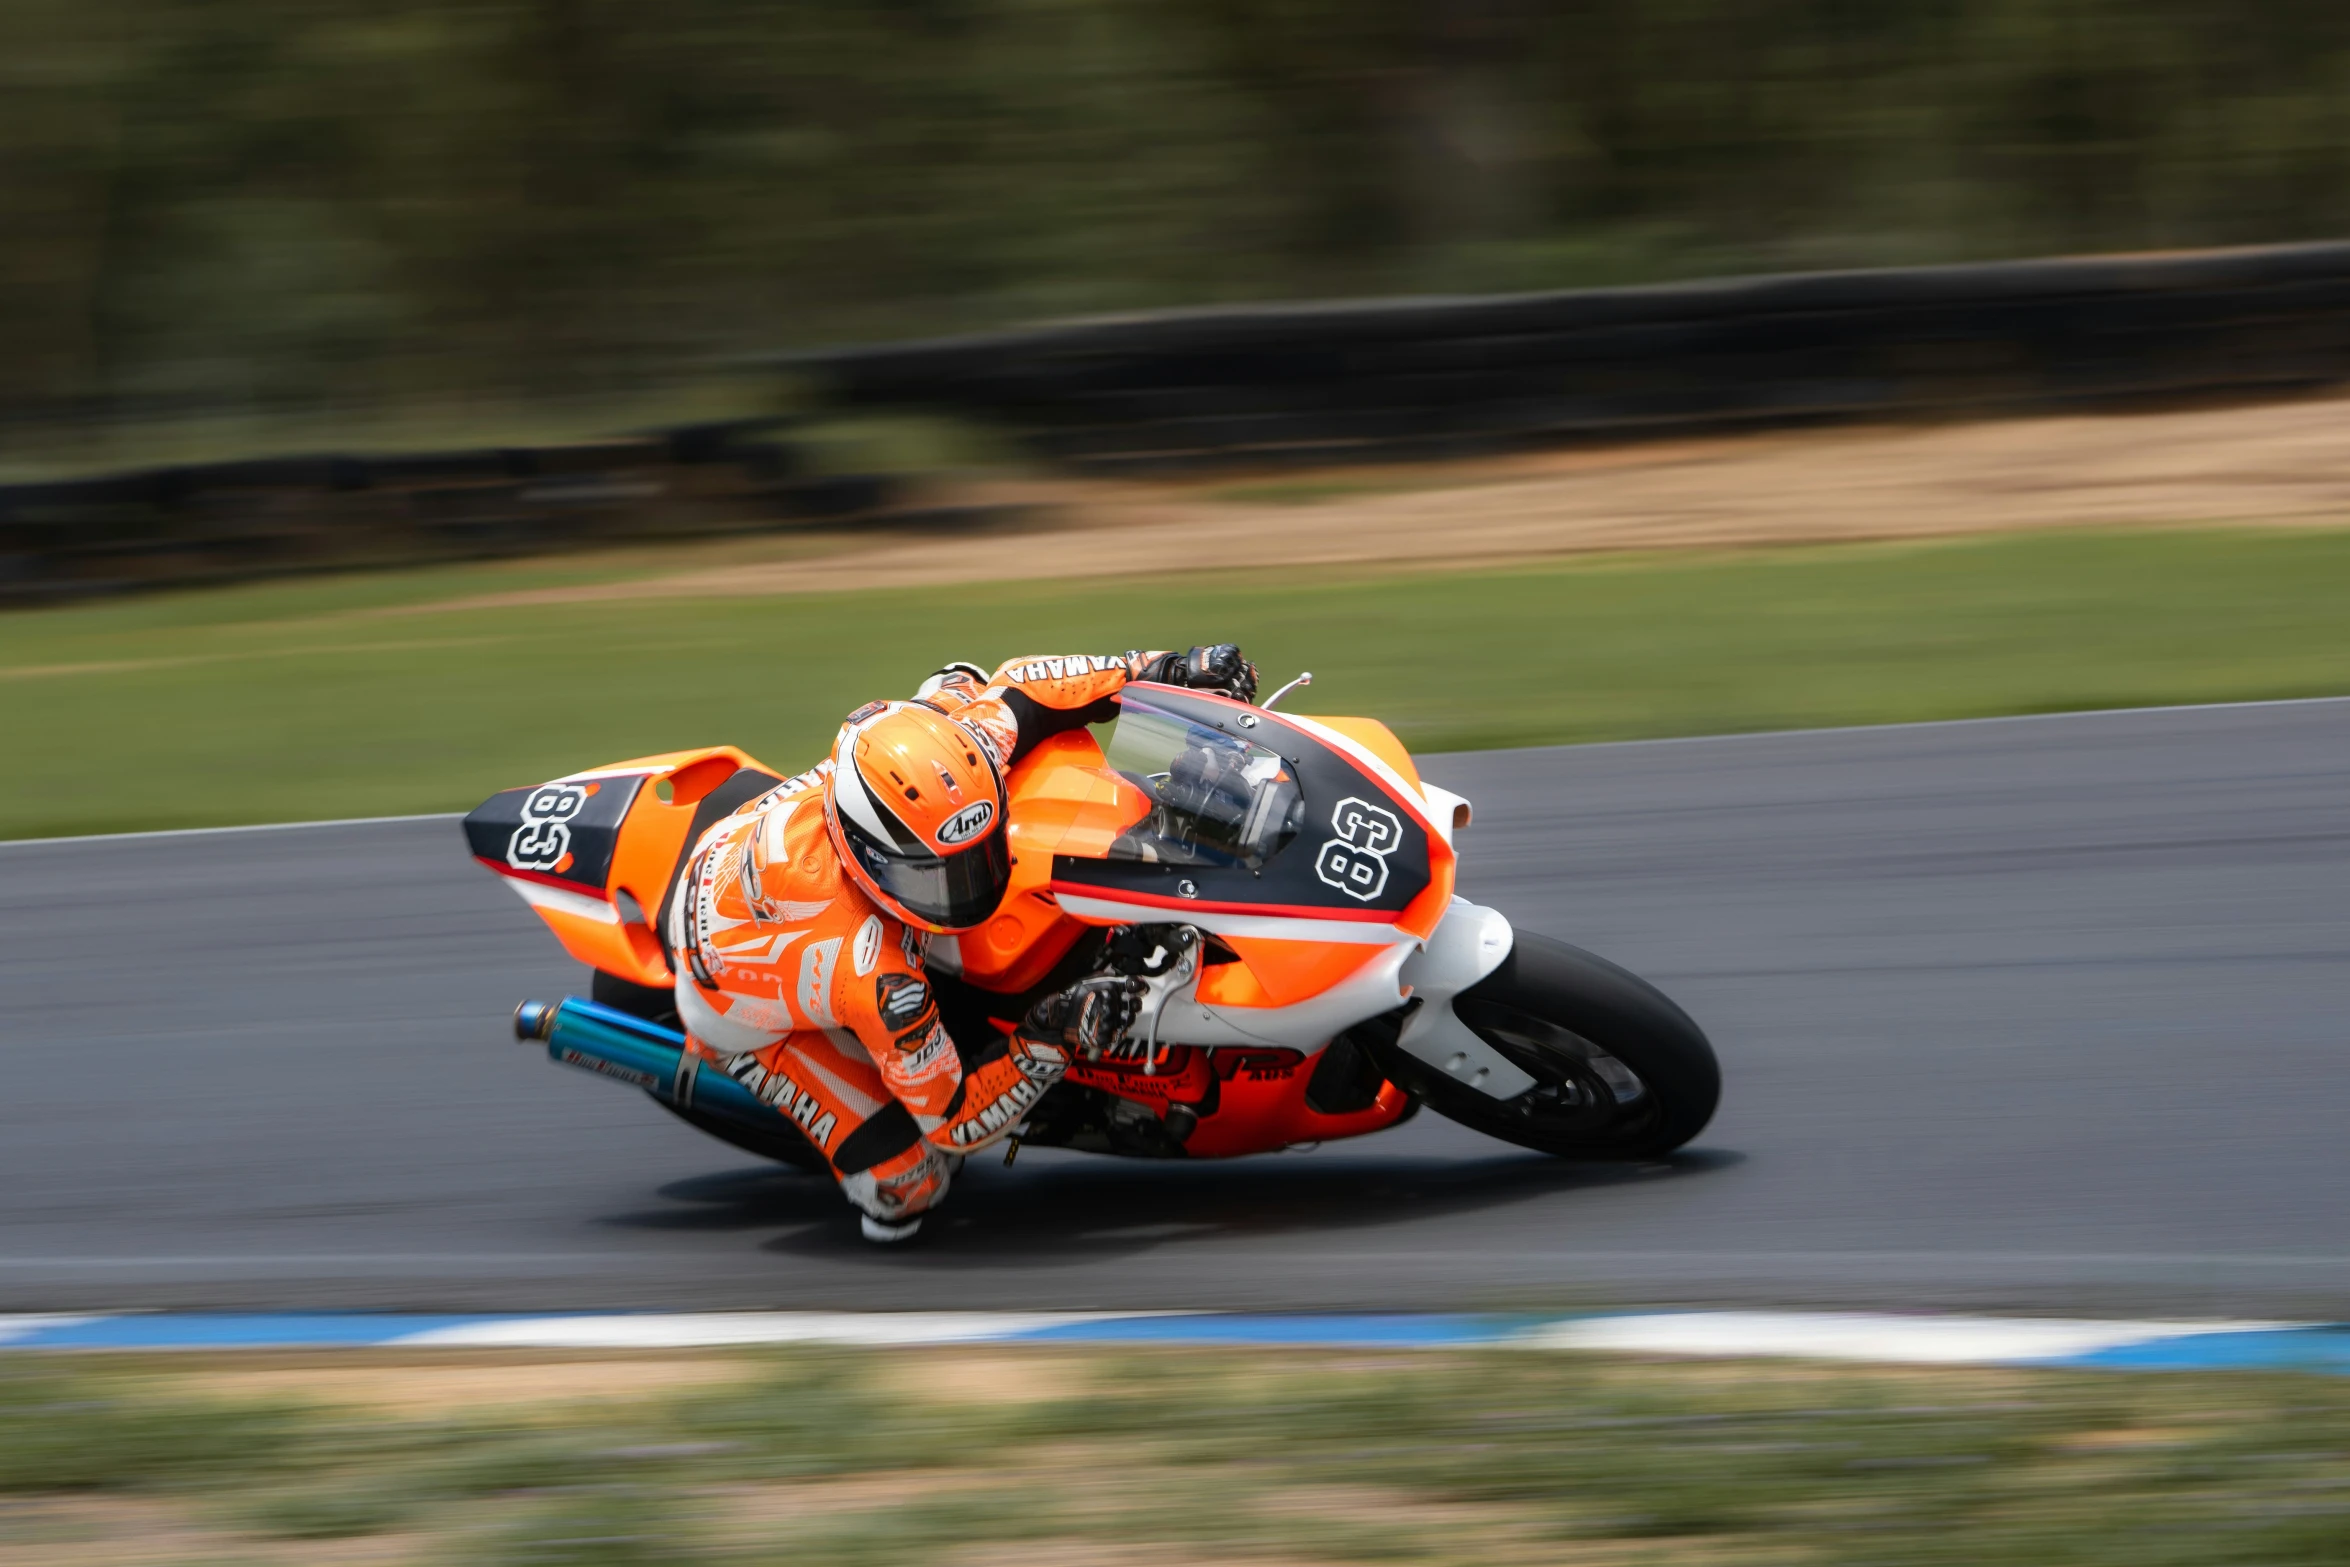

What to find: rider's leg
left=695, top=1029, right=957, bottom=1239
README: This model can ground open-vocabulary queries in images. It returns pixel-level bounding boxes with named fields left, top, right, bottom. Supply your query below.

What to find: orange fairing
left=1297, top=715, right=1423, bottom=794
left=529, top=897, right=664, bottom=984
left=1285, top=712, right=1454, bottom=941
left=1395, top=834, right=1456, bottom=943
left=1197, top=938, right=1384, bottom=1008
left=482, top=745, right=781, bottom=987
left=1002, top=730, right=1152, bottom=859
left=957, top=730, right=1144, bottom=990
left=1061, top=1044, right=1415, bottom=1158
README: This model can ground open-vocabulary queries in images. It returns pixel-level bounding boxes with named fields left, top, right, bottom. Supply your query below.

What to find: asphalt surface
left=3, top=699, right=2344, bottom=1314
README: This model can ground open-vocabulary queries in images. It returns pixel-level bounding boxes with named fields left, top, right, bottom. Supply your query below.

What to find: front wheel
left=1359, top=933, right=1718, bottom=1159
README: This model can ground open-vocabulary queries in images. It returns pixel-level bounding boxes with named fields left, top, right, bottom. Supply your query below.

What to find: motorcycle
left=464, top=678, right=1719, bottom=1182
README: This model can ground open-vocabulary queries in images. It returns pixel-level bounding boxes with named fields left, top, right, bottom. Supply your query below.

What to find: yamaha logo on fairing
left=936, top=800, right=995, bottom=846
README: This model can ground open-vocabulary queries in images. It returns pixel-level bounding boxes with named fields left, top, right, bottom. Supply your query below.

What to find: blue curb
left=2069, top=1327, right=2350, bottom=1372
left=4, top=1312, right=2348, bottom=1372
left=19, top=1314, right=506, bottom=1350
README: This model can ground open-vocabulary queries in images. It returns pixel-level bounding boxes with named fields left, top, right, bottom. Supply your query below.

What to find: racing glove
left=1024, top=974, right=1147, bottom=1058
left=1138, top=644, right=1259, bottom=703
left=914, top=661, right=990, bottom=701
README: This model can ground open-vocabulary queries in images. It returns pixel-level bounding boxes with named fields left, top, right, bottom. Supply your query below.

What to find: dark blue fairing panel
left=463, top=774, right=646, bottom=892
left=1051, top=687, right=1431, bottom=918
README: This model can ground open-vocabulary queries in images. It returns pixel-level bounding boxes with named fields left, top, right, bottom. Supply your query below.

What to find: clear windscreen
left=1101, top=698, right=1304, bottom=871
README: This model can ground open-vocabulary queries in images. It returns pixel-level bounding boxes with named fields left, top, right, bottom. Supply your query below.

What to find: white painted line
left=1459, top=692, right=2350, bottom=760
left=395, top=1311, right=1162, bottom=1350
left=0, top=813, right=460, bottom=850
left=6, top=691, right=2343, bottom=850
left=0, top=1315, right=98, bottom=1345
left=1515, top=1311, right=2288, bottom=1365
left=0, top=1310, right=2335, bottom=1368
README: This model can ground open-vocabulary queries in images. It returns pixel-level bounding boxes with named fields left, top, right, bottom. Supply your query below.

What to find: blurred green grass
left=5, top=1346, right=2350, bottom=1565
left=2, top=527, right=2347, bottom=840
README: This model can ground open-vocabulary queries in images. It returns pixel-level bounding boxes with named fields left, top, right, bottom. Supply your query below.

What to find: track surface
left=3, top=701, right=2343, bottom=1313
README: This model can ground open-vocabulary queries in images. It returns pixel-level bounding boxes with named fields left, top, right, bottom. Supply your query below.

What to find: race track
left=3, top=700, right=2344, bottom=1314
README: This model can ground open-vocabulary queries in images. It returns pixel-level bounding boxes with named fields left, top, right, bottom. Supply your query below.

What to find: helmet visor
left=840, top=813, right=1012, bottom=930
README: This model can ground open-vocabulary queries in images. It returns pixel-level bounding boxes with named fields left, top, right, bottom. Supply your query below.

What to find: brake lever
left=1261, top=671, right=1313, bottom=710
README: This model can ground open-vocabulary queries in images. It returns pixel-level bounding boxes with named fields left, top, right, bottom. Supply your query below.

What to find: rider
left=666, top=645, right=1258, bottom=1240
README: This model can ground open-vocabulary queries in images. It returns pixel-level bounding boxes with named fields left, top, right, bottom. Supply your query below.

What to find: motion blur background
left=5, top=7, right=2350, bottom=1565
left=11, top=1, right=2350, bottom=430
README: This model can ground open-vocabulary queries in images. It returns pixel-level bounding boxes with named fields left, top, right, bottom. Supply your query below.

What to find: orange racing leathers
left=664, top=652, right=1164, bottom=1224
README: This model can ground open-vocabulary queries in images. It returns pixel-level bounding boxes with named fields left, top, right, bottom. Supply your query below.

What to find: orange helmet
left=825, top=701, right=1011, bottom=933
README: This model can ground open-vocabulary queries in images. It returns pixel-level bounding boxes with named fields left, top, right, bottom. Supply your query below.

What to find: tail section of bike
left=463, top=745, right=782, bottom=988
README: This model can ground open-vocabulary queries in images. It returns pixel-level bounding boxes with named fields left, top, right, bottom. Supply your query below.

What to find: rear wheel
left=589, top=969, right=828, bottom=1173
left=591, top=968, right=679, bottom=1030
left=1362, top=933, right=1718, bottom=1159
left=654, top=1098, right=829, bottom=1173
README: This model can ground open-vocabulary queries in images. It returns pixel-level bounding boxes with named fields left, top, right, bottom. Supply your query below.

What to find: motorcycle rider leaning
left=667, top=645, right=1257, bottom=1240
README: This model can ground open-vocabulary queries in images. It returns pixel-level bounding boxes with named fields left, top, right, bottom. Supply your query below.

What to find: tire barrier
left=0, top=420, right=944, bottom=607
left=13, top=242, right=2350, bottom=605
left=788, top=241, right=2350, bottom=475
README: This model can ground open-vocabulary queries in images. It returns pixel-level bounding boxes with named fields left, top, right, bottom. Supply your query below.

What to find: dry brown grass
left=0, top=1495, right=429, bottom=1566
left=430, top=392, right=2350, bottom=610
left=165, top=1353, right=751, bottom=1420
left=6, top=1313, right=2350, bottom=1565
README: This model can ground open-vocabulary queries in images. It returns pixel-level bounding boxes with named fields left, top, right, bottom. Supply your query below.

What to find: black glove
left=1141, top=645, right=1259, bottom=702
left=1024, top=974, right=1146, bottom=1057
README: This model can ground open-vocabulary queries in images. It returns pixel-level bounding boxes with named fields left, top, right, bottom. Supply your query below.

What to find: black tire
left=591, top=967, right=680, bottom=1029
left=1361, top=932, right=1718, bottom=1159
left=589, top=969, right=828, bottom=1173
left=654, top=1098, right=830, bottom=1173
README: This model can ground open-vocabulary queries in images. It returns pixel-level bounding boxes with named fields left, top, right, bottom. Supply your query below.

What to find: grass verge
left=3, top=1345, right=2348, bottom=1565
left=2, top=527, right=2346, bottom=839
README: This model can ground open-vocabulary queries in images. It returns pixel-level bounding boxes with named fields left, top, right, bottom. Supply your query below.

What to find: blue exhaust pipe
left=513, top=996, right=770, bottom=1127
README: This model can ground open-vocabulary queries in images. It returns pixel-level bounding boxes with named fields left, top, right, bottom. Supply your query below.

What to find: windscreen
left=1101, top=698, right=1304, bottom=871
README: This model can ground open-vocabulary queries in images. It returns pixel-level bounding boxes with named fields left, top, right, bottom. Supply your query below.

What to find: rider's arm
left=917, top=647, right=1258, bottom=770
left=832, top=920, right=1087, bottom=1156
left=831, top=920, right=967, bottom=1143
left=975, top=652, right=1161, bottom=766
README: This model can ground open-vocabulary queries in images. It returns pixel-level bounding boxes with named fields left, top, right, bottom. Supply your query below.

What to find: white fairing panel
left=1113, top=897, right=1524, bottom=1080
left=1417, top=781, right=1471, bottom=849
left=1152, top=941, right=1416, bottom=1050
left=1393, top=899, right=1534, bottom=1099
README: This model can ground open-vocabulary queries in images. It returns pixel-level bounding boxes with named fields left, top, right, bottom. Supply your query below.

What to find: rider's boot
left=840, top=1139, right=954, bottom=1243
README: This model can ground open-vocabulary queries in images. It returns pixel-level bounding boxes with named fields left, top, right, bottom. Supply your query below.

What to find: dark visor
left=840, top=814, right=1012, bottom=930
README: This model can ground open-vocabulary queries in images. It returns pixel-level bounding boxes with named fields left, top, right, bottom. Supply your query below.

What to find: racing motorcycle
left=465, top=678, right=1719, bottom=1178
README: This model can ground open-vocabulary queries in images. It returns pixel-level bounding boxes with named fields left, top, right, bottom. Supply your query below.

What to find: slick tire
left=591, top=967, right=681, bottom=1030
left=1364, top=933, right=1718, bottom=1160
left=591, top=969, right=829, bottom=1174
left=655, top=1098, right=830, bottom=1174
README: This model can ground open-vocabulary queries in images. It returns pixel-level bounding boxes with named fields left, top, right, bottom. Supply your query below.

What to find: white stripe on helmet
left=830, top=741, right=897, bottom=845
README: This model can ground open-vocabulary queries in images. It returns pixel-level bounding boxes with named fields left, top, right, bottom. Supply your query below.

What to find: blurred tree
left=3, top=0, right=2349, bottom=428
